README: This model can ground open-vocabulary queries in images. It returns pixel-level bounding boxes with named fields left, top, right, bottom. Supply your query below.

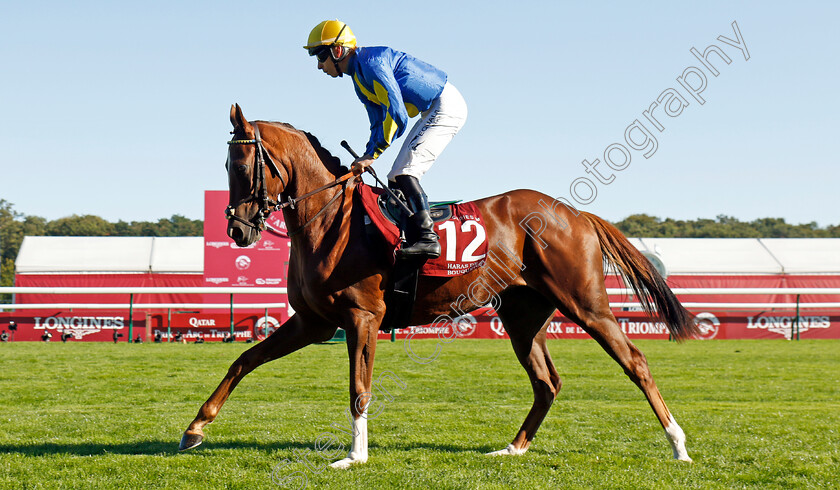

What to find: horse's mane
left=302, top=131, right=349, bottom=177
left=257, top=120, right=349, bottom=177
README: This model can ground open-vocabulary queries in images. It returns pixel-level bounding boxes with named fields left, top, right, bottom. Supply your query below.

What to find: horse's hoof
left=486, top=444, right=527, bottom=456
left=179, top=430, right=204, bottom=451
left=329, top=456, right=366, bottom=469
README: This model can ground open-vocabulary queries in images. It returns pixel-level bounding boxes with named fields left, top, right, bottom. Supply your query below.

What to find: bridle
left=225, top=123, right=288, bottom=233
left=226, top=123, right=355, bottom=237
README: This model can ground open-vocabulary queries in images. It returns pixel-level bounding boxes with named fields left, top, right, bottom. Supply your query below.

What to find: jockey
left=304, top=20, right=468, bottom=260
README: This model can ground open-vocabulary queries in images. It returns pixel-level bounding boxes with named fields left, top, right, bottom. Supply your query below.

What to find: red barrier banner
left=0, top=311, right=146, bottom=342
left=146, top=311, right=285, bottom=342
left=3, top=308, right=838, bottom=342
left=376, top=308, right=840, bottom=341
left=694, top=311, right=837, bottom=340
left=0, top=311, right=287, bottom=342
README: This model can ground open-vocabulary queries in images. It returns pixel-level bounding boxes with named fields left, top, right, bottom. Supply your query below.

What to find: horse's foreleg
left=330, top=314, right=380, bottom=469
left=179, top=313, right=336, bottom=451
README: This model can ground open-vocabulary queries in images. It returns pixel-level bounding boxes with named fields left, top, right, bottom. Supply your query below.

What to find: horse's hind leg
left=554, top=288, right=692, bottom=461
left=179, top=313, right=336, bottom=451
left=487, top=286, right=561, bottom=456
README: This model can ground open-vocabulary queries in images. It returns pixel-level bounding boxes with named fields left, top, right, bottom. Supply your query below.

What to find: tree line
left=613, top=213, right=840, bottom=239
left=1, top=199, right=203, bottom=299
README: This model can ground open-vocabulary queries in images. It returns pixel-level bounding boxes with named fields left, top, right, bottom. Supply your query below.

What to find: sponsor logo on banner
left=618, top=318, right=669, bottom=335
left=267, top=216, right=286, bottom=231
left=255, top=278, right=284, bottom=285
left=254, top=315, right=280, bottom=340
left=235, top=256, right=252, bottom=270
left=206, top=277, right=229, bottom=284
left=230, top=242, right=257, bottom=249
left=546, top=321, right=564, bottom=334
left=452, top=314, right=476, bottom=337
left=405, top=324, right=453, bottom=335
left=746, top=315, right=830, bottom=339
left=544, top=320, right=587, bottom=335
left=259, top=238, right=290, bottom=251
left=490, top=317, right=505, bottom=336
left=206, top=241, right=230, bottom=249
left=694, top=312, right=720, bottom=340
left=189, top=318, right=216, bottom=327
left=33, top=315, right=125, bottom=339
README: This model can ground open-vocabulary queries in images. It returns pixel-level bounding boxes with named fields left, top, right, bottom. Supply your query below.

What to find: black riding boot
left=395, top=175, right=441, bottom=259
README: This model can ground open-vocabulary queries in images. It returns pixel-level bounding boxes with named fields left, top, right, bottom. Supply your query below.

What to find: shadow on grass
left=370, top=441, right=499, bottom=455
left=0, top=439, right=315, bottom=457
left=0, top=438, right=499, bottom=458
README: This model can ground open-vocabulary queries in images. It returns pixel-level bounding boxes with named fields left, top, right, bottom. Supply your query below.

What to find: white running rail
left=0, top=287, right=288, bottom=310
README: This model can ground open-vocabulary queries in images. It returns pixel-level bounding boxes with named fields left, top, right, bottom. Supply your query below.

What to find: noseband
left=226, top=124, right=289, bottom=232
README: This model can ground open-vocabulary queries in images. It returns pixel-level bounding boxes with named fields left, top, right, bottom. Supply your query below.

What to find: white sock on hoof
left=330, top=457, right=363, bottom=470
left=665, top=414, right=692, bottom=462
left=486, top=444, right=528, bottom=456
left=330, top=409, right=369, bottom=469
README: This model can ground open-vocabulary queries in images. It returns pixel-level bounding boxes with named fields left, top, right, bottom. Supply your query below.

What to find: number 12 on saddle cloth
left=356, top=183, right=488, bottom=276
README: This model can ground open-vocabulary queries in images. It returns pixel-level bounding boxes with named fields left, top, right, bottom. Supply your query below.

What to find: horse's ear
left=230, top=103, right=252, bottom=132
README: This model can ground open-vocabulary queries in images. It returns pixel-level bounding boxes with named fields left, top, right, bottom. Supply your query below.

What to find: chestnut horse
left=179, top=104, right=698, bottom=467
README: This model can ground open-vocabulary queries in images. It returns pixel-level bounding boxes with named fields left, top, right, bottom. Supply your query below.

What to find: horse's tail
left=583, top=212, right=698, bottom=341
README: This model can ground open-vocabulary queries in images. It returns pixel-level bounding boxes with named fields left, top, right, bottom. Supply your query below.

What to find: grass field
left=1, top=339, right=838, bottom=489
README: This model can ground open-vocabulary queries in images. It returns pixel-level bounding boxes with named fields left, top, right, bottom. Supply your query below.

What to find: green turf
left=0, top=339, right=837, bottom=489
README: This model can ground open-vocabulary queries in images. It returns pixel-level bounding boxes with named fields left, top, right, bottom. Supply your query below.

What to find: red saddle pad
left=356, top=183, right=488, bottom=277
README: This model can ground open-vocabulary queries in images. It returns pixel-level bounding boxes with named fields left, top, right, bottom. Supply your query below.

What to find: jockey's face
left=316, top=45, right=345, bottom=78
left=318, top=57, right=340, bottom=78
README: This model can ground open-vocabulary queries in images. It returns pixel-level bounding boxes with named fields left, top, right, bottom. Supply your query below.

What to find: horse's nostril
left=229, top=225, right=244, bottom=243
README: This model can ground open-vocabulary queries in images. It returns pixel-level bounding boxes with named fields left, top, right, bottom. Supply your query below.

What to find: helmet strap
left=330, top=23, right=349, bottom=77
left=332, top=23, right=348, bottom=46
left=330, top=45, right=349, bottom=77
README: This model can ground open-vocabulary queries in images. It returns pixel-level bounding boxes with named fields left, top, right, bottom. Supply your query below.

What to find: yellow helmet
left=304, top=20, right=357, bottom=54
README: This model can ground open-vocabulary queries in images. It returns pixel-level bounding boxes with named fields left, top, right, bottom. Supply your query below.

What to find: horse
left=179, top=104, right=699, bottom=467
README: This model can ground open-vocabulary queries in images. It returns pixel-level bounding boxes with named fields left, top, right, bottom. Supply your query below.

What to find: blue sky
left=2, top=1, right=838, bottom=226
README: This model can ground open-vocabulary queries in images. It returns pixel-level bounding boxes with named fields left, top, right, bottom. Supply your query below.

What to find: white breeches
left=387, top=82, right=468, bottom=182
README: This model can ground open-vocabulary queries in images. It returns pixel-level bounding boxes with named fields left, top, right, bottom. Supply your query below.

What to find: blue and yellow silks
left=347, top=46, right=447, bottom=158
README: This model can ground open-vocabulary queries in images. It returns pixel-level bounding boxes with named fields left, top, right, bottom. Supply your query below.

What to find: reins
left=226, top=123, right=355, bottom=238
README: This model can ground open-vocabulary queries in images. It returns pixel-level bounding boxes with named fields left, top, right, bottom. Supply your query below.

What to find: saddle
left=355, top=183, right=489, bottom=332
left=376, top=189, right=457, bottom=228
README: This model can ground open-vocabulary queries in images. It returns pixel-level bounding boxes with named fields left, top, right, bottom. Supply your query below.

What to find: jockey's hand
left=351, top=155, right=375, bottom=176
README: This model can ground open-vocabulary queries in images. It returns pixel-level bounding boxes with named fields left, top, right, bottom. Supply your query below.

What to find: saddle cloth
left=356, top=183, right=488, bottom=277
